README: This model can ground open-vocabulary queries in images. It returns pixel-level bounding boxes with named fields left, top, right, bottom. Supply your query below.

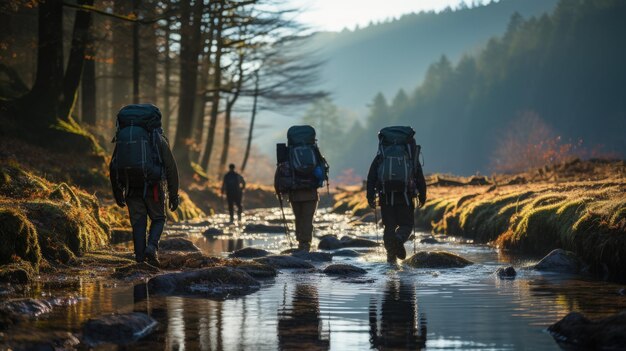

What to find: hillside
left=308, top=0, right=558, bottom=116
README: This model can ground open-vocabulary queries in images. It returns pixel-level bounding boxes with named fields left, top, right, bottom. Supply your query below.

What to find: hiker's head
left=229, top=164, right=236, bottom=171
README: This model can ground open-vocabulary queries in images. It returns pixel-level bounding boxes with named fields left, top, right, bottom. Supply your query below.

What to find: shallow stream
left=3, top=208, right=626, bottom=350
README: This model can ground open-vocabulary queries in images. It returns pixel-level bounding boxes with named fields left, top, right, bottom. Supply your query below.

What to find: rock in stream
left=82, top=312, right=157, bottom=347
left=404, top=251, right=473, bottom=268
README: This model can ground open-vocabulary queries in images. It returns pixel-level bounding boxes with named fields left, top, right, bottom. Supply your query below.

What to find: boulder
left=292, top=251, right=333, bottom=262
left=243, top=224, right=285, bottom=233
left=323, top=264, right=367, bottom=276
left=254, top=255, right=314, bottom=269
left=82, top=312, right=157, bottom=347
left=332, top=249, right=362, bottom=257
left=0, top=298, right=54, bottom=318
left=339, top=236, right=379, bottom=248
left=233, top=262, right=277, bottom=279
left=0, top=262, right=34, bottom=284
left=404, top=251, right=474, bottom=268
left=111, top=262, right=160, bottom=280
left=159, top=238, right=201, bottom=252
left=318, top=235, right=342, bottom=250
left=534, top=249, right=585, bottom=274
left=147, top=266, right=260, bottom=298
left=496, top=266, right=517, bottom=279
left=229, top=247, right=270, bottom=258
left=203, top=228, right=224, bottom=236
left=548, top=311, right=626, bottom=350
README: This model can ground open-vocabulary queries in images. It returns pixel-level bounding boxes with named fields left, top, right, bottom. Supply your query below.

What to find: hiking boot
left=394, top=235, right=407, bottom=260
left=144, top=245, right=160, bottom=268
left=297, top=242, right=311, bottom=252
left=386, top=251, right=396, bottom=264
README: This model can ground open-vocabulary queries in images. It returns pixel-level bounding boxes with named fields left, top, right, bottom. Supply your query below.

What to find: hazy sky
left=290, top=0, right=494, bottom=32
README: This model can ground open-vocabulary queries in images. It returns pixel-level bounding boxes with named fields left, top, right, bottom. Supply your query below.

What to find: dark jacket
left=110, top=134, right=179, bottom=202
left=366, top=155, right=427, bottom=206
left=222, top=171, right=246, bottom=197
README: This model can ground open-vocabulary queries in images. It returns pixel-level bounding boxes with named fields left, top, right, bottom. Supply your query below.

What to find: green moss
left=0, top=261, right=35, bottom=283
left=48, top=183, right=81, bottom=206
left=0, top=163, right=49, bottom=199
left=0, top=207, right=41, bottom=269
left=167, top=191, right=205, bottom=222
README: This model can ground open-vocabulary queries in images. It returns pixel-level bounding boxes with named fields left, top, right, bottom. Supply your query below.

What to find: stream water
left=3, top=208, right=626, bottom=350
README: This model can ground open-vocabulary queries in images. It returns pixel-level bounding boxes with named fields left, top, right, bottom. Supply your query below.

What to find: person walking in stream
left=366, top=126, right=427, bottom=264
left=274, top=125, right=330, bottom=252
left=109, top=104, right=179, bottom=267
left=221, top=163, right=246, bottom=223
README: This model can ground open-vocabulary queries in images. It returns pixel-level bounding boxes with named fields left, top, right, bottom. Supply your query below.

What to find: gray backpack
left=376, top=126, right=420, bottom=196
left=110, top=104, right=164, bottom=189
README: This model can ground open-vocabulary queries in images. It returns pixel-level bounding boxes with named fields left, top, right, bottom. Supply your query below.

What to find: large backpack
left=110, top=104, right=164, bottom=189
left=275, top=125, right=329, bottom=194
left=376, top=126, right=420, bottom=197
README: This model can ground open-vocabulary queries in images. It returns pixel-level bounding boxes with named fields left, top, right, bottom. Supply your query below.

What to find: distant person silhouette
left=369, top=279, right=427, bottom=349
left=221, top=163, right=246, bottom=223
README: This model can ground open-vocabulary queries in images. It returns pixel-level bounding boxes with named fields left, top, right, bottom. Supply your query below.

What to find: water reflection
left=278, top=283, right=330, bottom=350
left=369, top=278, right=427, bottom=350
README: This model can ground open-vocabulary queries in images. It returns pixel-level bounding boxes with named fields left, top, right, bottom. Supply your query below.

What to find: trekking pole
left=278, top=194, right=294, bottom=248
left=413, top=205, right=417, bottom=255
left=373, top=204, right=381, bottom=254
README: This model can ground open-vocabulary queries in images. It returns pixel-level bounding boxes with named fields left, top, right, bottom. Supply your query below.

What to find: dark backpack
left=376, top=126, right=420, bottom=195
left=275, top=125, right=329, bottom=194
left=110, top=104, right=164, bottom=189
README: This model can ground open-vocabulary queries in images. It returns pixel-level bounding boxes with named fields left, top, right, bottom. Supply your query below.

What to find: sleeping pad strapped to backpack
left=376, top=126, right=421, bottom=198
left=275, top=125, right=329, bottom=195
left=110, top=104, right=164, bottom=191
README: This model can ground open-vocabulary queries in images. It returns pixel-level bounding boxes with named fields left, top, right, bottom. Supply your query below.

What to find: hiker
left=221, top=163, right=246, bottom=223
left=366, top=126, right=427, bottom=263
left=274, top=125, right=329, bottom=252
left=109, top=104, right=179, bottom=266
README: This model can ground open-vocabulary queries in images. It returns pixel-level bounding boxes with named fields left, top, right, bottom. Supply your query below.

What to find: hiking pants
left=380, top=203, right=415, bottom=252
left=291, top=200, right=318, bottom=244
left=226, top=192, right=243, bottom=221
left=126, top=187, right=166, bottom=262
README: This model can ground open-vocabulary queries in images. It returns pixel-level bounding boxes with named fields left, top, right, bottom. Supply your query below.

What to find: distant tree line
left=314, top=0, right=625, bottom=176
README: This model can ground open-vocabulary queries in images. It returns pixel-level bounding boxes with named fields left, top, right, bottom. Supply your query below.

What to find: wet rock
left=534, top=249, right=584, bottom=274
left=420, top=237, right=441, bottom=245
left=229, top=247, right=270, bottom=258
left=404, top=251, right=474, bottom=268
left=292, top=251, right=333, bottom=262
left=82, top=312, right=157, bottom=347
left=0, top=298, right=53, bottom=318
left=110, top=228, right=133, bottom=244
left=244, top=224, right=285, bottom=233
left=254, top=255, right=314, bottom=269
left=339, top=236, right=379, bottom=248
left=147, top=266, right=260, bottom=298
left=0, top=208, right=42, bottom=268
left=159, top=238, right=200, bottom=252
left=548, top=311, right=626, bottom=350
left=111, top=262, right=160, bottom=280
left=357, top=212, right=376, bottom=223
left=318, top=235, right=342, bottom=250
left=1, top=331, right=80, bottom=351
left=188, top=220, right=211, bottom=226
left=203, top=227, right=224, bottom=236
left=332, top=249, right=362, bottom=257
left=496, top=266, right=517, bottom=279
left=323, top=264, right=367, bottom=276
left=618, top=288, right=625, bottom=296
left=159, top=251, right=225, bottom=270
left=233, top=262, right=277, bottom=278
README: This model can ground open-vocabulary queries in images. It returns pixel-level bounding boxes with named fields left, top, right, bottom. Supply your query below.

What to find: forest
left=319, top=0, right=626, bottom=176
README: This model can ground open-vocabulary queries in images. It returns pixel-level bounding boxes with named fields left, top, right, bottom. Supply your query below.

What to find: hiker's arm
left=160, top=137, right=179, bottom=198
left=273, top=168, right=280, bottom=195
left=415, top=162, right=427, bottom=205
left=366, top=157, right=379, bottom=203
left=109, top=148, right=124, bottom=206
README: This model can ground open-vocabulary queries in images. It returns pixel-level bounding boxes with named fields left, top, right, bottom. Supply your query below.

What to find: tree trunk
left=241, top=71, right=259, bottom=172
left=19, top=0, right=64, bottom=124
left=218, top=53, right=245, bottom=175
left=162, top=16, right=171, bottom=137
left=60, top=0, right=94, bottom=120
left=172, top=0, right=204, bottom=179
left=112, top=0, right=132, bottom=110
left=200, top=0, right=225, bottom=172
left=81, top=34, right=96, bottom=125
left=132, top=0, right=140, bottom=103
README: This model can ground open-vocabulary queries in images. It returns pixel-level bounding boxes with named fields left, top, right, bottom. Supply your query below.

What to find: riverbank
left=332, top=159, right=626, bottom=282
